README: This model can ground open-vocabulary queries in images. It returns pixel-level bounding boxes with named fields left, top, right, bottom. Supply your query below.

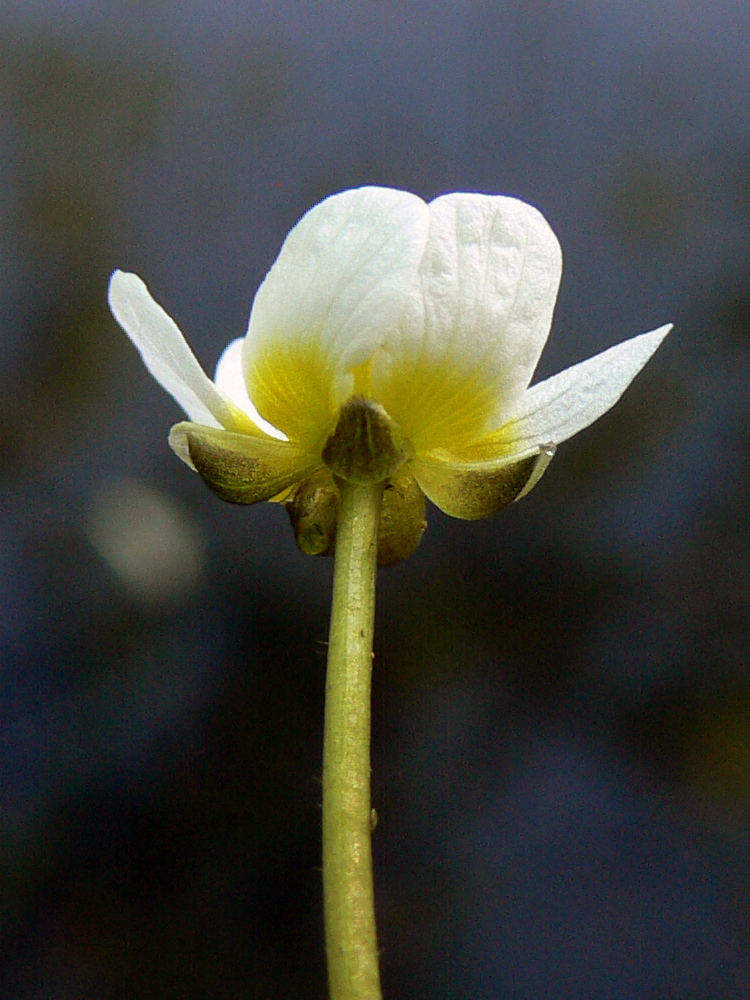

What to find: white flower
left=109, top=186, right=670, bottom=557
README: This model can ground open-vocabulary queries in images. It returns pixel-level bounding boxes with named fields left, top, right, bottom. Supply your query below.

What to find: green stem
left=323, top=478, right=385, bottom=1000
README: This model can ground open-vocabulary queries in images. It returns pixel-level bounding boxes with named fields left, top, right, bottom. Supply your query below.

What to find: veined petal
left=463, top=324, right=672, bottom=460
left=372, top=193, right=562, bottom=453
left=109, top=271, right=262, bottom=435
left=169, top=422, right=319, bottom=505
left=413, top=446, right=554, bottom=520
left=243, top=187, right=430, bottom=449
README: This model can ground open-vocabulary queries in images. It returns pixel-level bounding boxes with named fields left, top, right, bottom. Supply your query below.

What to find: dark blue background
left=2, top=2, right=750, bottom=997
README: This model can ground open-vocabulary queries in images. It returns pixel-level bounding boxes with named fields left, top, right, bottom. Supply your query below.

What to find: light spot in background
left=88, top=477, right=204, bottom=606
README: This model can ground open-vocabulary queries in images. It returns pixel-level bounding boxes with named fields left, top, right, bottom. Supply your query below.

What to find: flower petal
left=412, top=446, right=554, bottom=520
left=215, top=338, right=287, bottom=440
left=372, top=193, right=562, bottom=453
left=169, top=422, right=319, bottom=505
left=243, top=187, right=430, bottom=449
left=109, top=271, right=258, bottom=433
left=467, top=323, right=672, bottom=459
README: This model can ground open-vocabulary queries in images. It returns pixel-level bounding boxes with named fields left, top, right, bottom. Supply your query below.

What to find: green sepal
left=284, top=468, right=340, bottom=556
left=412, top=444, right=555, bottom=520
left=170, top=421, right=318, bottom=505
left=285, top=466, right=427, bottom=566
left=377, top=469, right=427, bottom=566
left=322, top=395, right=412, bottom=484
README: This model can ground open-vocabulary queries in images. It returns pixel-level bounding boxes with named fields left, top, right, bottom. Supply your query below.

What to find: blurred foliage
left=3, top=7, right=750, bottom=999
left=715, top=271, right=750, bottom=348
left=229, top=38, right=293, bottom=126
left=0, top=37, right=174, bottom=468
left=2, top=568, right=329, bottom=998
left=609, top=156, right=689, bottom=244
left=558, top=361, right=691, bottom=488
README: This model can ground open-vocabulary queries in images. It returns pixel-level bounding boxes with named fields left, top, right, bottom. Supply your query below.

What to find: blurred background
left=2, top=1, right=750, bottom=997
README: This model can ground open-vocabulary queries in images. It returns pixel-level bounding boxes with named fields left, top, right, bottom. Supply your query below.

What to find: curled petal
left=109, top=271, right=262, bottom=434
left=373, top=193, right=562, bottom=453
left=169, top=422, right=318, bottom=505
left=413, top=446, right=555, bottom=520
left=243, top=187, right=430, bottom=449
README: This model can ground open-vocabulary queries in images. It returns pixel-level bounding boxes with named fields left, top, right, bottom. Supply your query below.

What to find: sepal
left=412, top=444, right=555, bottom=520
left=170, top=422, right=317, bottom=505
left=284, top=469, right=340, bottom=556
left=377, top=469, right=427, bottom=566
left=322, top=395, right=412, bottom=484
left=284, top=467, right=427, bottom=566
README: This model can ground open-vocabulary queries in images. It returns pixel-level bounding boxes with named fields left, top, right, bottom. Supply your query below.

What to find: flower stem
left=323, top=478, right=385, bottom=1000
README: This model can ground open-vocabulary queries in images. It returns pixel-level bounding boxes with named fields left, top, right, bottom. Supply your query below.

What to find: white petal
left=109, top=271, right=235, bottom=429
left=500, top=324, right=672, bottom=452
left=371, top=193, right=562, bottom=452
left=214, top=338, right=287, bottom=440
left=242, top=187, right=430, bottom=446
